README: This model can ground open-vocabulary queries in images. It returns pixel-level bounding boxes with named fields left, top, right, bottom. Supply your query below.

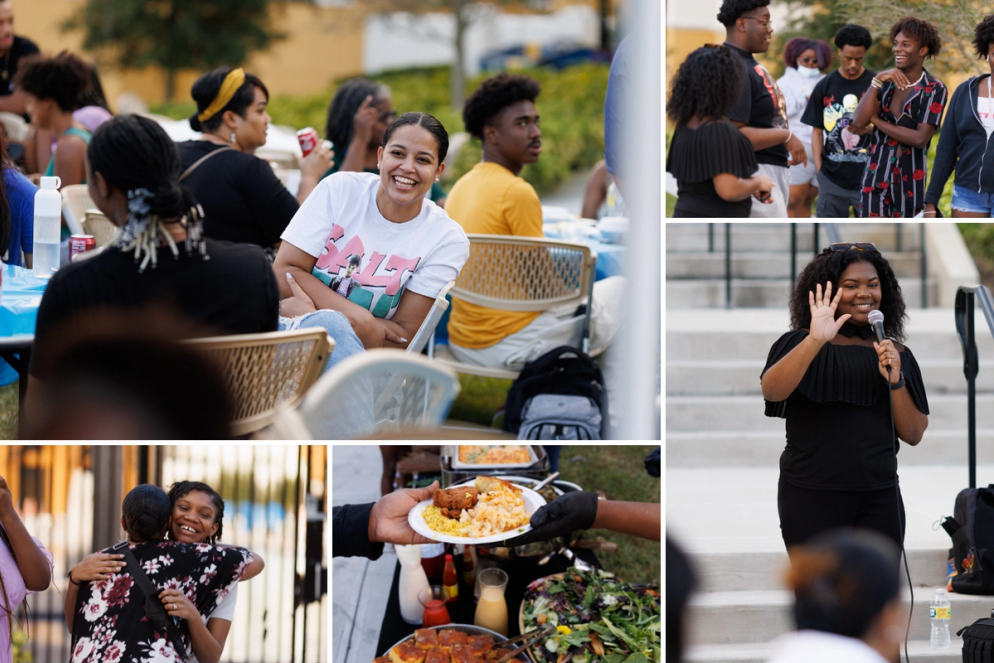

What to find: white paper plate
left=409, top=480, right=543, bottom=544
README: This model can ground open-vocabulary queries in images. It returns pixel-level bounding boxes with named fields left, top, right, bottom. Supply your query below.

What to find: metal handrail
left=955, top=285, right=994, bottom=488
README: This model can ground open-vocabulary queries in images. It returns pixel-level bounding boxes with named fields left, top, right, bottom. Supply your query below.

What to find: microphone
left=868, top=309, right=886, bottom=344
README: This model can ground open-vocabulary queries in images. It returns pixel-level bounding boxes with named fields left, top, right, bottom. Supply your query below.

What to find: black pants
left=778, top=476, right=905, bottom=552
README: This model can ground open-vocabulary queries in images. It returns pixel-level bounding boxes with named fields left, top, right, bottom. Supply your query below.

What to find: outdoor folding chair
left=429, top=234, right=598, bottom=380
left=61, top=184, right=95, bottom=235
left=82, top=211, right=119, bottom=248
left=297, top=350, right=460, bottom=439
left=184, top=328, right=334, bottom=436
left=406, top=280, right=455, bottom=355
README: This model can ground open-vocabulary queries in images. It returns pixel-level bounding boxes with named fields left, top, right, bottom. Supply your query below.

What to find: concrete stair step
left=666, top=222, right=925, bottom=253
left=666, top=279, right=937, bottom=309
left=665, top=394, right=994, bottom=433
left=685, top=640, right=961, bottom=663
left=686, top=587, right=985, bottom=647
left=666, top=359, right=994, bottom=397
left=666, top=309, right=994, bottom=361
left=691, top=548, right=949, bottom=592
left=666, top=252, right=925, bottom=280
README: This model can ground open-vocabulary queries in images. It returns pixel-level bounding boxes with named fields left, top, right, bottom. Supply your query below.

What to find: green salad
left=521, top=569, right=661, bottom=663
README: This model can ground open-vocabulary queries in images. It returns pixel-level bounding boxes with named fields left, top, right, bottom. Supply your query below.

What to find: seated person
left=273, top=111, right=469, bottom=367
left=179, top=67, right=332, bottom=256
left=27, top=115, right=279, bottom=396
left=1, top=135, right=33, bottom=267
left=444, top=73, right=624, bottom=372
left=324, top=78, right=447, bottom=206
left=16, top=51, right=92, bottom=186
left=0, top=0, right=38, bottom=118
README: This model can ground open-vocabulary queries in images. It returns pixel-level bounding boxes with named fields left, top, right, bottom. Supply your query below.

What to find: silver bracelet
left=784, top=130, right=793, bottom=145
left=871, top=77, right=883, bottom=89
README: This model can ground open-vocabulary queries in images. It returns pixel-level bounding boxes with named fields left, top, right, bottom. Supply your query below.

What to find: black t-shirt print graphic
left=725, top=42, right=791, bottom=168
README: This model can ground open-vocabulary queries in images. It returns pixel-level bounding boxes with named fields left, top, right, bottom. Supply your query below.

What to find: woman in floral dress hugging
left=66, top=484, right=251, bottom=663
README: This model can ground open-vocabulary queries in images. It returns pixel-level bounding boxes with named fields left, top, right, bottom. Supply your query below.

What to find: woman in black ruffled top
left=761, top=244, right=929, bottom=553
left=665, top=45, right=775, bottom=217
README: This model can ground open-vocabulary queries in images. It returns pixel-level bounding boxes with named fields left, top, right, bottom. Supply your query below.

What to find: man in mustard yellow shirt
left=445, top=73, right=624, bottom=372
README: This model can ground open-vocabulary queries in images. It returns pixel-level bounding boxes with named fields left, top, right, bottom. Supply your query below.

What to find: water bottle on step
left=931, top=588, right=951, bottom=649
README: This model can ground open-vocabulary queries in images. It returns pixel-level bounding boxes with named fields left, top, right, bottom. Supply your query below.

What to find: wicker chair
left=298, top=350, right=460, bottom=439
left=82, top=211, right=120, bottom=248
left=430, top=234, right=597, bottom=380
left=184, top=328, right=334, bottom=436
left=61, top=184, right=95, bottom=235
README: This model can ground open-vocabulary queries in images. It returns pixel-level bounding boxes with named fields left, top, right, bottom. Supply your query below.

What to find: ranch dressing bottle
left=397, top=544, right=431, bottom=625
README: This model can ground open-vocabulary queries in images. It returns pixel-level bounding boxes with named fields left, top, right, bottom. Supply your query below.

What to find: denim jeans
left=951, top=184, right=994, bottom=217
left=279, top=309, right=365, bottom=373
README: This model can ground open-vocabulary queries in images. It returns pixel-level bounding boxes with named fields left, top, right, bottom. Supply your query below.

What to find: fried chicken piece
left=414, top=629, right=440, bottom=649
left=433, top=486, right=479, bottom=519
left=474, top=476, right=521, bottom=495
left=466, top=635, right=494, bottom=657
left=374, top=657, right=392, bottom=663
left=438, top=630, right=469, bottom=647
left=389, top=643, right=426, bottom=663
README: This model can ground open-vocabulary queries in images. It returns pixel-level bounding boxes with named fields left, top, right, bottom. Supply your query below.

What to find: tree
left=365, top=0, right=543, bottom=109
left=774, top=0, right=985, bottom=79
left=64, top=0, right=290, bottom=101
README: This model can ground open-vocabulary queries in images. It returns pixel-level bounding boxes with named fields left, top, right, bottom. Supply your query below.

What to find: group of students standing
left=666, top=0, right=994, bottom=219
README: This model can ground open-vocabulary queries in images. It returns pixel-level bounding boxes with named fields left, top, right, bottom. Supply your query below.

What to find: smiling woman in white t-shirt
left=273, top=112, right=470, bottom=355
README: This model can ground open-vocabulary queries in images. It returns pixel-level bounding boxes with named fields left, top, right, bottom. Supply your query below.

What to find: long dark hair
left=167, top=481, right=225, bottom=544
left=666, top=46, right=744, bottom=125
left=324, top=78, right=390, bottom=150
left=790, top=247, right=907, bottom=342
left=122, top=484, right=172, bottom=542
left=189, top=66, right=269, bottom=133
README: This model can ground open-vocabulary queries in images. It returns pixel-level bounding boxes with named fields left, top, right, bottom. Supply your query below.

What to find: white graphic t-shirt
left=281, top=172, right=470, bottom=319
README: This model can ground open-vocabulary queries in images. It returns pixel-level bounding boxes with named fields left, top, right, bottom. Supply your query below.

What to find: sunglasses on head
left=830, top=242, right=878, bottom=253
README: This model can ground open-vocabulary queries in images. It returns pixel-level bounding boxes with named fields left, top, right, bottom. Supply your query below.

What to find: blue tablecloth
left=543, top=223, right=626, bottom=281
left=0, top=264, right=48, bottom=385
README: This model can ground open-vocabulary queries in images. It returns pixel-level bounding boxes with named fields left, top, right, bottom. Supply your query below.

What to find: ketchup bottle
left=443, top=554, right=459, bottom=604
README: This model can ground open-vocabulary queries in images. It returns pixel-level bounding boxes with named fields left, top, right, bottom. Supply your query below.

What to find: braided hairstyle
left=122, top=484, right=172, bottom=542
left=87, top=115, right=207, bottom=272
left=189, top=66, right=269, bottom=133
left=167, top=481, right=225, bottom=544
left=324, top=78, right=390, bottom=150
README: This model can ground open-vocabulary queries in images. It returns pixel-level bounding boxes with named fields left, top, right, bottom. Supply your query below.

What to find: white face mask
left=798, top=65, right=821, bottom=78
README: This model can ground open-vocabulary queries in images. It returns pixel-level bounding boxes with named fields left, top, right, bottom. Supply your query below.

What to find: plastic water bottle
left=931, top=588, right=951, bottom=649
left=32, top=176, right=62, bottom=279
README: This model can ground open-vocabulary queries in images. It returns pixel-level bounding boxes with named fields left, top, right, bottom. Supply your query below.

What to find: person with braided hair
left=666, top=44, right=775, bottom=217
left=0, top=474, right=52, bottom=663
left=66, top=482, right=265, bottom=663
left=27, top=114, right=279, bottom=391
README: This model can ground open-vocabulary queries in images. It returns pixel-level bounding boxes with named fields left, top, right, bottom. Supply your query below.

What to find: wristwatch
left=891, top=371, right=906, bottom=390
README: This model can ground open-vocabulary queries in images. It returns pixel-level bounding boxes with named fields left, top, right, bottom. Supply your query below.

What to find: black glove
left=504, top=491, right=599, bottom=547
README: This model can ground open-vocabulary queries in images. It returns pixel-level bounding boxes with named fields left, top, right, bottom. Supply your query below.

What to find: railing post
left=968, top=294, right=977, bottom=489
left=921, top=224, right=927, bottom=309
left=813, top=223, right=819, bottom=256
left=896, top=224, right=903, bottom=252
left=708, top=223, right=714, bottom=253
left=725, top=223, right=732, bottom=309
left=791, top=223, right=797, bottom=287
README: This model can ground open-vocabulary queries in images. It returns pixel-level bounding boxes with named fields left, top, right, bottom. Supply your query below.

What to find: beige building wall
left=9, top=0, right=366, bottom=107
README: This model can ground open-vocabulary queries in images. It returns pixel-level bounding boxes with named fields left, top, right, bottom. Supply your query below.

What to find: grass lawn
left=0, top=383, right=17, bottom=439
left=560, top=444, right=661, bottom=585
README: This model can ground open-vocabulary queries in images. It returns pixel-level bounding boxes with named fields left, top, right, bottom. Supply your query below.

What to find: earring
left=435, top=178, right=440, bottom=182
left=230, top=133, right=236, bottom=144
left=377, top=163, right=381, bottom=169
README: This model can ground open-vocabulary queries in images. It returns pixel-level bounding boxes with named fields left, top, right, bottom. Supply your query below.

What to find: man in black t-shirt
left=719, top=0, right=807, bottom=217
left=0, top=1, right=38, bottom=116
left=801, top=24, right=877, bottom=218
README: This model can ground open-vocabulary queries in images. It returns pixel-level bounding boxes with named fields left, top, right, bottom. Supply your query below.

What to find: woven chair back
left=184, top=328, right=333, bottom=436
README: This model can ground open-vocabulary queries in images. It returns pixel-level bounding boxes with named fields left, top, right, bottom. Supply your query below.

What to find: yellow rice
left=423, top=483, right=529, bottom=538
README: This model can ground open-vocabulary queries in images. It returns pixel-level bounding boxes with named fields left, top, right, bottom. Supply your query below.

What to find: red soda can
left=70, top=234, right=95, bottom=261
left=297, top=127, right=320, bottom=157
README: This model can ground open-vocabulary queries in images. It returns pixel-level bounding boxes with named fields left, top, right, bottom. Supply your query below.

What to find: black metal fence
left=2, top=445, right=326, bottom=663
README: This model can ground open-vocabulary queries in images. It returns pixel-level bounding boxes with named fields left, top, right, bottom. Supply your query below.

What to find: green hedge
left=152, top=63, right=609, bottom=195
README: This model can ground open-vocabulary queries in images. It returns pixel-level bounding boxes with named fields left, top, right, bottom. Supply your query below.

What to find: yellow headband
left=197, top=68, right=246, bottom=123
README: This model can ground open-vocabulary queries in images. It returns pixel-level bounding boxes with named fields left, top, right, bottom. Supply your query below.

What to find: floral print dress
left=858, top=69, right=947, bottom=217
left=70, top=541, right=251, bottom=663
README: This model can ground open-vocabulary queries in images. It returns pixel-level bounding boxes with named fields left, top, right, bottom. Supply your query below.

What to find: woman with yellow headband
left=178, top=66, right=332, bottom=258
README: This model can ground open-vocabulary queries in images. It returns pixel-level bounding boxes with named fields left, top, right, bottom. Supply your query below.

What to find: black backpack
left=944, top=485, right=994, bottom=594
left=502, top=346, right=609, bottom=439
left=959, top=610, right=994, bottom=662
